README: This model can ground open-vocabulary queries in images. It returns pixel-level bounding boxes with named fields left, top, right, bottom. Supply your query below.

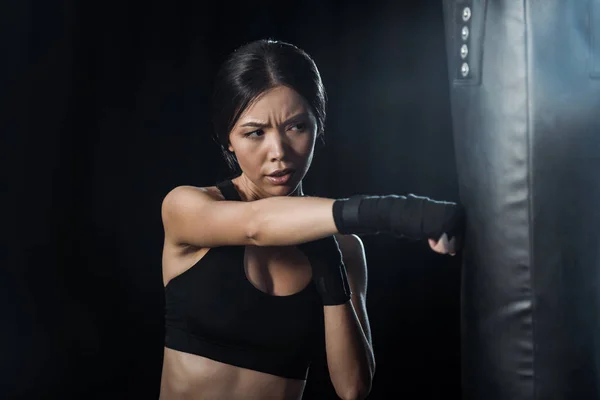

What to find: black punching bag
left=442, top=1, right=600, bottom=399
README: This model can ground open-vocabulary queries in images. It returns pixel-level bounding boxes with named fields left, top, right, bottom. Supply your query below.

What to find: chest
left=243, top=245, right=313, bottom=296
left=165, top=245, right=323, bottom=350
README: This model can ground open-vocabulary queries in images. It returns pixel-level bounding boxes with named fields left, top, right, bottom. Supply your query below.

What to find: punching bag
left=442, top=1, right=600, bottom=399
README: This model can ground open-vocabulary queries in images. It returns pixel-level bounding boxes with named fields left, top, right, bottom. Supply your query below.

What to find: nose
left=265, top=130, right=288, bottom=161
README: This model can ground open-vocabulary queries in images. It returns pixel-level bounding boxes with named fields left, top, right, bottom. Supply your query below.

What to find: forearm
left=164, top=185, right=462, bottom=249
left=244, top=191, right=463, bottom=247
left=248, top=196, right=337, bottom=246
left=324, top=302, right=375, bottom=400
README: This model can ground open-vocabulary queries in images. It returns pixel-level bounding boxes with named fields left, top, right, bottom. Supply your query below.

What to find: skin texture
left=159, top=85, right=455, bottom=400
left=226, top=85, right=316, bottom=200
left=160, top=86, right=373, bottom=400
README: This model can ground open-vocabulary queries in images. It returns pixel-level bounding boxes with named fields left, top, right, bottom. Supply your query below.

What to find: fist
left=428, top=233, right=460, bottom=256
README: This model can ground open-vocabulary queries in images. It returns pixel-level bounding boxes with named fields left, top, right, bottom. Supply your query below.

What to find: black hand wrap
left=332, top=194, right=465, bottom=241
left=297, top=236, right=351, bottom=306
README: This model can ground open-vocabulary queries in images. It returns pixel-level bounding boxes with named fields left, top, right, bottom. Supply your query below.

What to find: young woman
left=159, top=39, right=463, bottom=400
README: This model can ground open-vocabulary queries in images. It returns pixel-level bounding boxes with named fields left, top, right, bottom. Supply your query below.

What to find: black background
left=1, top=0, right=461, bottom=398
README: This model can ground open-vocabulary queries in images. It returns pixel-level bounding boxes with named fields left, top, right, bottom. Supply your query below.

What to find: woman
left=159, top=39, right=463, bottom=400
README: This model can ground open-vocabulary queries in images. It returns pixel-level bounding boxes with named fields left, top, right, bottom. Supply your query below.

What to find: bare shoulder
left=163, top=185, right=223, bottom=205
left=160, top=185, right=225, bottom=242
left=162, top=185, right=222, bottom=217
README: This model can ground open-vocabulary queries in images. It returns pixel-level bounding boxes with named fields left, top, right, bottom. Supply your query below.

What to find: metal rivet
left=462, top=7, right=472, bottom=22
left=461, top=62, right=470, bottom=77
left=461, top=26, right=469, bottom=41
left=460, top=44, right=469, bottom=59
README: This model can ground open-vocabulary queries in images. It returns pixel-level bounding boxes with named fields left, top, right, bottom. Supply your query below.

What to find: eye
left=244, top=129, right=264, bottom=138
left=289, top=122, right=307, bottom=132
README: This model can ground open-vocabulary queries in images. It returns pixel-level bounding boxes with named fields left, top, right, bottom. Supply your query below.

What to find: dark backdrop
left=1, top=0, right=461, bottom=398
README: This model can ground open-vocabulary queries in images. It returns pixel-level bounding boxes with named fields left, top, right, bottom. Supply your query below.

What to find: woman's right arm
left=161, top=185, right=338, bottom=248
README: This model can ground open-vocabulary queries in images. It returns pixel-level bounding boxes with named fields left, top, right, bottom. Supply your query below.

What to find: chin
left=269, top=180, right=301, bottom=196
left=262, top=174, right=302, bottom=196
left=269, top=185, right=295, bottom=196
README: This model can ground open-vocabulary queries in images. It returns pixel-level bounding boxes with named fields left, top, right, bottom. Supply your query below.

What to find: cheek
left=293, top=131, right=316, bottom=153
left=233, top=142, right=261, bottom=170
left=299, top=135, right=316, bottom=161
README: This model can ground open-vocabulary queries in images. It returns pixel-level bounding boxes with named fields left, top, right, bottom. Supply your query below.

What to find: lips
left=266, top=168, right=295, bottom=185
left=268, top=168, right=294, bottom=177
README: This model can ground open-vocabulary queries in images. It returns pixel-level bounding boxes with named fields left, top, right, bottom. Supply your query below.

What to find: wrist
left=312, top=261, right=352, bottom=306
left=333, top=196, right=384, bottom=235
left=333, top=194, right=464, bottom=240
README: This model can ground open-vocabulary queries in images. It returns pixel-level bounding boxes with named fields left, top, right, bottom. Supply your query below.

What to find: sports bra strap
left=216, top=180, right=242, bottom=201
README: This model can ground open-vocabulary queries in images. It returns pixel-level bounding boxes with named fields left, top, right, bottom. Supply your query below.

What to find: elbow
left=337, top=380, right=372, bottom=400
left=245, top=201, right=264, bottom=246
left=333, top=355, right=375, bottom=400
left=246, top=218, right=259, bottom=245
left=338, top=388, right=371, bottom=400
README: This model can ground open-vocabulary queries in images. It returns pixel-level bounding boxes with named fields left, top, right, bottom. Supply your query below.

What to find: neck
left=231, top=173, right=304, bottom=201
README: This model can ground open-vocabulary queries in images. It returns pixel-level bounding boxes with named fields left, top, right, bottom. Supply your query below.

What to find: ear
left=228, top=144, right=234, bottom=152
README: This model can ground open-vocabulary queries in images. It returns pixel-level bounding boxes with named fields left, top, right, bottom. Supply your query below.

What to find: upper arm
left=161, top=185, right=255, bottom=248
left=335, top=234, right=372, bottom=344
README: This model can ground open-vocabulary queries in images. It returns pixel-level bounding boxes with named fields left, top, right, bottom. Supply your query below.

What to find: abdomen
left=159, top=347, right=306, bottom=400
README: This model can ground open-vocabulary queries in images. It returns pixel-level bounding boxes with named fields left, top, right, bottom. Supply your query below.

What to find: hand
left=428, top=233, right=460, bottom=256
left=297, top=236, right=351, bottom=306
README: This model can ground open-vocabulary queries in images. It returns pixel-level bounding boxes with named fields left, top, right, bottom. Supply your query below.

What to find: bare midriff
left=159, top=347, right=306, bottom=400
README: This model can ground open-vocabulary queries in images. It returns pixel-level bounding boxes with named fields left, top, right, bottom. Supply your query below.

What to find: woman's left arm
left=323, top=234, right=375, bottom=400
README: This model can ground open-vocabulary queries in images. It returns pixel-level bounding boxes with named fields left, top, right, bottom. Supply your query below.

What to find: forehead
left=239, top=86, right=310, bottom=121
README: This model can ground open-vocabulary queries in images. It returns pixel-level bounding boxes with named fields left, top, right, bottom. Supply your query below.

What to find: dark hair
left=211, top=39, right=327, bottom=172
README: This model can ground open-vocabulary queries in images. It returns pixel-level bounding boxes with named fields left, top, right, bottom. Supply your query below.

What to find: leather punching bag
left=442, top=1, right=600, bottom=399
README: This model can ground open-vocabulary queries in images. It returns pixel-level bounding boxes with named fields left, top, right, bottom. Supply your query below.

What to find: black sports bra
left=163, top=180, right=324, bottom=380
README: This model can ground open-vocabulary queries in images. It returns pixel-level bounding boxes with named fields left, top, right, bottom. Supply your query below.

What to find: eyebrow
left=239, top=112, right=309, bottom=128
